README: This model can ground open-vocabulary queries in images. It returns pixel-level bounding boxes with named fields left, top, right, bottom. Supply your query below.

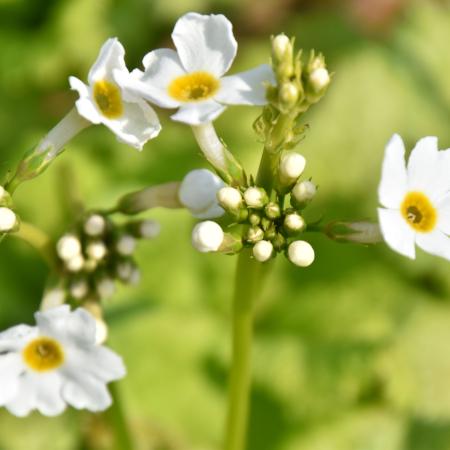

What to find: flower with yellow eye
left=0, top=306, right=125, bottom=417
left=117, top=12, right=275, bottom=125
left=378, top=134, right=450, bottom=260
left=69, top=38, right=161, bottom=150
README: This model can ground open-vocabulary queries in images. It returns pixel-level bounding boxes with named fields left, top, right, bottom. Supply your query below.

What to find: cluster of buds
left=53, top=212, right=160, bottom=304
left=191, top=151, right=317, bottom=267
left=0, top=186, right=19, bottom=235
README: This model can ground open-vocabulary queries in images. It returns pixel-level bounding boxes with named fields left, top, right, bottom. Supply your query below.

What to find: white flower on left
left=118, top=12, right=275, bottom=125
left=70, top=38, right=161, bottom=150
left=378, top=134, right=450, bottom=260
left=0, top=305, right=125, bottom=417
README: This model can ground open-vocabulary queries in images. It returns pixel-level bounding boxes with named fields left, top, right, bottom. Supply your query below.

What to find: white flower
left=118, top=12, right=275, bottom=125
left=0, top=207, right=17, bottom=232
left=192, top=221, right=224, bottom=252
left=69, top=38, right=161, bottom=150
left=378, top=134, right=450, bottom=260
left=0, top=305, right=125, bottom=417
left=179, top=169, right=225, bottom=218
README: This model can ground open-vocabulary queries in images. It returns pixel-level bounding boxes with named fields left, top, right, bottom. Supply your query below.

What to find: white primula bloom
left=179, top=169, right=225, bottom=218
left=378, top=134, right=450, bottom=260
left=0, top=305, right=125, bottom=417
left=118, top=12, right=275, bottom=125
left=69, top=38, right=161, bottom=150
left=192, top=221, right=224, bottom=252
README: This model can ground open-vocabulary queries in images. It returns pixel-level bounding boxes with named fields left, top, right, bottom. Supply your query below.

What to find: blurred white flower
left=378, top=134, right=450, bottom=260
left=179, top=169, right=225, bottom=218
left=70, top=38, right=161, bottom=150
left=0, top=305, right=125, bottom=417
left=118, top=12, right=274, bottom=125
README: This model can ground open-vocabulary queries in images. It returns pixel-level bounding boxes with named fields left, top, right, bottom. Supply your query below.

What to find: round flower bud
left=41, top=288, right=66, bottom=310
left=66, top=254, right=85, bottom=272
left=69, top=279, right=89, bottom=299
left=139, top=220, right=161, bottom=239
left=279, top=83, right=299, bottom=108
left=309, top=68, right=330, bottom=92
left=279, top=152, right=306, bottom=181
left=191, top=221, right=224, bottom=253
left=129, top=268, right=141, bottom=285
left=116, top=261, right=134, bottom=281
left=84, top=214, right=106, bottom=236
left=86, top=241, right=107, bottom=261
left=56, top=234, right=81, bottom=261
left=292, top=180, right=317, bottom=206
left=272, top=34, right=291, bottom=62
left=217, top=186, right=243, bottom=212
left=116, top=235, right=136, bottom=256
left=0, top=207, right=17, bottom=232
left=253, top=240, right=273, bottom=262
left=179, top=169, right=225, bottom=219
left=244, top=187, right=268, bottom=209
left=248, top=213, right=261, bottom=226
left=288, top=241, right=315, bottom=267
left=96, top=277, right=116, bottom=299
left=246, top=226, right=264, bottom=244
left=284, top=213, right=306, bottom=233
left=265, top=202, right=281, bottom=220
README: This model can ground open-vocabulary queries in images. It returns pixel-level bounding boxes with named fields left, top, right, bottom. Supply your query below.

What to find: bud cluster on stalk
left=54, top=212, right=160, bottom=303
left=0, top=185, right=19, bottom=235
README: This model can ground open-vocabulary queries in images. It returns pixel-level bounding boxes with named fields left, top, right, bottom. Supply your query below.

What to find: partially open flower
left=0, top=306, right=125, bottom=417
left=70, top=38, right=161, bottom=150
left=118, top=12, right=274, bottom=125
left=378, top=134, right=450, bottom=260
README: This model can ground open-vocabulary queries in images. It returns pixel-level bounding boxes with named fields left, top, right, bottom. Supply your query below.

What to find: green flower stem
left=11, top=221, right=57, bottom=269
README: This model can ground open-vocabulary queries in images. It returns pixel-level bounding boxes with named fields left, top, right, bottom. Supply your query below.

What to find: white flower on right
left=118, top=12, right=275, bottom=125
left=70, top=38, right=161, bottom=150
left=378, top=134, right=450, bottom=260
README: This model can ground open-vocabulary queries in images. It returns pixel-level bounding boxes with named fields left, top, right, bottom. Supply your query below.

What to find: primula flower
left=378, top=134, right=450, bottom=260
left=118, top=12, right=274, bottom=125
left=0, top=305, right=125, bottom=417
left=70, top=38, right=161, bottom=150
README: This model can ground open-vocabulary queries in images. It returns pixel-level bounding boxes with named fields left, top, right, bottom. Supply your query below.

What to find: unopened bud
left=265, top=202, right=281, bottom=220
left=326, top=221, right=383, bottom=244
left=86, top=240, right=107, bottom=260
left=56, top=234, right=81, bottom=261
left=69, top=279, right=89, bottom=299
left=192, top=221, right=224, bottom=253
left=139, top=220, right=161, bottom=239
left=0, top=207, right=18, bottom=232
left=66, top=254, right=85, bottom=272
left=287, top=240, right=315, bottom=267
left=272, top=233, right=287, bottom=251
left=272, top=34, right=292, bottom=62
left=291, top=180, right=316, bottom=207
left=84, top=214, right=106, bottom=237
left=217, top=186, right=243, bottom=212
left=284, top=212, right=306, bottom=233
left=84, top=258, right=98, bottom=272
left=116, top=234, right=136, bottom=256
left=246, top=226, right=264, bottom=244
left=248, top=212, right=261, bottom=226
left=116, top=260, right=134, bottom=281
left=279, top=152, right=306, bottom=183
left=243, top=187, right=268, bottom=209
left=218, top=232, right=243, bottom=254
left=279, top=83, right=299, bottom=108
left=253, top=240, right=273, bottom=262
left=41, top=288, right=66, bottom=310
left=309, top=68, right=330, bottom=92
left=96, top=277, right=116, bottom=298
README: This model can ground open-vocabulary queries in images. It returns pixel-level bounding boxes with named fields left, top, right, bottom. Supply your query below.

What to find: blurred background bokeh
left=1, top=0, right=450, bottom=449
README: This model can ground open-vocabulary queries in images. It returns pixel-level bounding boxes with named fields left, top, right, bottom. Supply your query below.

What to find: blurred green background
left=1, top=0, right=450, bottom=449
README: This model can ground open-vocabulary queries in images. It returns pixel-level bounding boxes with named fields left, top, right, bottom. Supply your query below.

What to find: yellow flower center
left=93, top=79, right=124, bottom=119
left=168, top=72, right=220, bottom=102
left=22, top=337, right=65, bottom=372
left=400, top=191, right=437, bottom=233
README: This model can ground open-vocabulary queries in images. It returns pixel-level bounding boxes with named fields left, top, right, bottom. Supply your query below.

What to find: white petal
left=215, top=64, right=274, bottom=105
left=437, top=193, right=450, bottom=234
left=407, top=136, right=450, bottom=200
left=69, top=76, right=90, bottom=98
left=103, top=99, right=161, bottom=150
left=171, top=100, right=226, bottom=125
left=0, top=353, right=23, bottom=405
left=0, top=324, right=36, bottom=352
left=5, top=372, right=37, bottom=417
left=62, top=373, right=112, bottom=412
left=416, top=229, right=450, bottom=261
left=33, top=373, right=66, bottom=416
left=378, top=134, right=407, bottom=208
left=378, top=208, right=416, bottom=259
left=116, top=50, right=184, bottom=108
left=74, top=97, right=102, bottom=124
left=172, top=12, right=237, bottom=76
left=88, top=38, right=127, bottom=84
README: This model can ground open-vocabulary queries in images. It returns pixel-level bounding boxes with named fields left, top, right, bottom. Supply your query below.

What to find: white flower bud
left=292, top=180, right=316, bottom=205
left=272, top=34, right=291, bottom=61
left=41, top=288, right=66, bottom=310
left=179, top=169, right=225, bottom=219
left=86, top=241, right=107, bottom=260
left=116, top=235, right=136, bottom=256
left=279, top=152, right=306, bottom=181
left=279, top=83, right=299, bottom=107
left=284, top=213, right=306, bottom=233
left=288, top=241, right=315, bottom=267
left=84, top=214, right=106, bottom=236
left=243, top=187, right=268, bottom=209
left=69, top=279, right=89, bottom=299
left=192, top=221, right=224, bottom=253
left=217, top=187, right=243, bottom=211
left=309, top=68, right=330, bottom=92
left=56, top=234, right=81, bottom=261
left=96, top=277, right=116, bottom=298
left=253, top=240, right=273, bottom=262
left=117, top=261, right=133, bottom=281
left=66, top=254, right=85, bottom=272
left=0, top=207, right=17, bottom=232
left=139, top=220, right=161, bottom=239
